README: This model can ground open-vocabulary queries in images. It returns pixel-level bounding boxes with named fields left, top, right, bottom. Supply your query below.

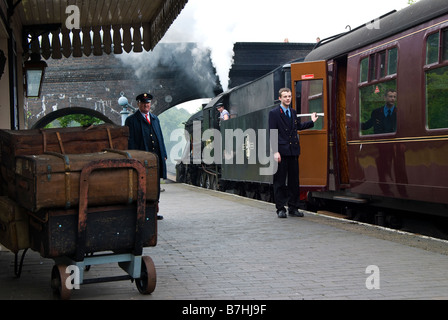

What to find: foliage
left=44, top=114, right=104, bottom=128
left=426, top=66, right=448, bottom=129
left=159, top=106, right=197, bottom=165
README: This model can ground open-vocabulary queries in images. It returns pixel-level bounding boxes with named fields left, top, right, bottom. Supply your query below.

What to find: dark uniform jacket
left=125, top=112, right=168, bottom=179
left=361, top=106, right=397, bottom=134
left=269, top=106, right=314, bottom=156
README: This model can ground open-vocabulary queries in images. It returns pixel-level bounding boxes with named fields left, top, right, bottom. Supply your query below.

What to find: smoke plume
left=118, top=42, right=220, bottom=102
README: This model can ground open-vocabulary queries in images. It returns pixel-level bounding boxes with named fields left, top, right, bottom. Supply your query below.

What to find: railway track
left=315, top=208, right=448, bottom=241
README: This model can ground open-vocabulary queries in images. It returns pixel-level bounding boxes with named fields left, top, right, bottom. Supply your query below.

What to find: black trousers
left=273, top=155, right=300, bottom=212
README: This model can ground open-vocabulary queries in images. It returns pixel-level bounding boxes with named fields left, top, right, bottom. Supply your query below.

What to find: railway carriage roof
left=305, top=0, right=448, bottom=61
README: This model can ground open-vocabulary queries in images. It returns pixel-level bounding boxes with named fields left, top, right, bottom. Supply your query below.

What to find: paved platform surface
left=1, top=182, right=448, bottom=300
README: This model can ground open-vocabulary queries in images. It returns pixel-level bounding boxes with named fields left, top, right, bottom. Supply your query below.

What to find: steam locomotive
left=176, top=0, right=448, bottom=224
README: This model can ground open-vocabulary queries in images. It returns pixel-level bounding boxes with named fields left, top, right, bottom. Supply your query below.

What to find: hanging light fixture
left=23, top=53, right=47, bottom=98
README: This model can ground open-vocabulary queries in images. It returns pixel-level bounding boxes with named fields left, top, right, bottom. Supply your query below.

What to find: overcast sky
left=156, top=0, right=412, bottom=109
left=163, top=0, right=410, bottom=43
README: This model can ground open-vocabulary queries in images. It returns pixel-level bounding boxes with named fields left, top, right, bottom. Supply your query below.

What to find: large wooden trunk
left=28, top=202, right=158, bottom=259
left=14, top=150, right=159, bottom=212
left=0, top=124, right=129, bottom=196
left=0, top=124, right=129, bottom=167
left=0, top=196, right=30, bottom=253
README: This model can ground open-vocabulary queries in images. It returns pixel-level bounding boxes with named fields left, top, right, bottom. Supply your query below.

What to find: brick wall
left=24, top=42, right=313, bottom=129
left=25, top=43, right=220, bottom=129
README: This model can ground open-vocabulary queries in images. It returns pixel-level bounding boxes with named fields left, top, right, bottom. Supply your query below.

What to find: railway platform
left=1, top=181, right=448, bottom=301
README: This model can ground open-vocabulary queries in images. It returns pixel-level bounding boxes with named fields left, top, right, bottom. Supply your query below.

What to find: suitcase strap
left=40, top=130, right=65, bottom=154
left=106, top=128, right=114, bottom=149
left=44, top=152, right=72, bottom=209
left=104, top=149, right=135, bottom=204
left=41, top=128, right=114, bottom=154
left=84, top=125, right=114, bottom=149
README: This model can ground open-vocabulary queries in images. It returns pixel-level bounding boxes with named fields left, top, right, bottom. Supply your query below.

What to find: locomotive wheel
left=210, top=176, right=217, bottom=190
left=205, top=174, right=211, bottom=189
left=51, top=264, right=72, bottom=300
left=136, top=256, right=157, bottom=294
left=199, top=171, right=206, bottom=188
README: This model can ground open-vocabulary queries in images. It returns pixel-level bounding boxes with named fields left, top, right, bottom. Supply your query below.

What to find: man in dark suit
left=269, top=88, right=319, bottom=218
left=361, top=89, right=397, bottom=134
left=125, top=93, right=167, bottom=219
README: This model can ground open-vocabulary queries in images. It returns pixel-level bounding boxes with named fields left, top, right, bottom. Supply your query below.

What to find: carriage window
left=360, top=58, right=369, bottom=83
left=295, top=79, right=324, bottom=130
left=369, top=55, right=377, bottom=81
left=388, top=48, right=398, bottom=75
left=379, top=51, right=386, bottom=78
left=359, top=47, right=398, bottom=135
left=359, top=80, right=397, bottom=135
left=426, top=32, right=439, bottom=65
left=425, top=29, right=448, bottom=130
left=360, top=48, right=397, bottom=83
left=426, top=66, right=448, bottom=130
left=443, top=29, right=448, bottom=61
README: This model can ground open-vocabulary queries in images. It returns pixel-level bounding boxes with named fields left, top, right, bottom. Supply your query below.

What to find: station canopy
left=19, top=0, right=188, bottom=59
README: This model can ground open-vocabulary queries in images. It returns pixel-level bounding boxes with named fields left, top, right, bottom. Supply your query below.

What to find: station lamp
left=23, top=54, right=47, bottom=98
left=118, top=92, right=137, bottom=126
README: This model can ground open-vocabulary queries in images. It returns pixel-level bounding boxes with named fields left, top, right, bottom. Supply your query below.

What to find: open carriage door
left=291, top=60, right=328, bottom=189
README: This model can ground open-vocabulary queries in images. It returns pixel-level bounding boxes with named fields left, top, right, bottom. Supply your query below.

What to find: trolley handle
left=76, top=158, right=147, bottom=261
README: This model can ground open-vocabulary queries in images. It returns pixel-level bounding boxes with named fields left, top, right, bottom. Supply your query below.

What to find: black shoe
left=277, top=209, right=287, bottom=218
left=157, top=215, right=164, bottom=220
left=289, top=209, right=304, bottom=217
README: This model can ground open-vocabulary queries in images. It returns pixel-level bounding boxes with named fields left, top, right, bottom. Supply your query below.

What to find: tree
left=44, top=114, right=104, bottom=128
left=159, top=107, right=198, bottom=172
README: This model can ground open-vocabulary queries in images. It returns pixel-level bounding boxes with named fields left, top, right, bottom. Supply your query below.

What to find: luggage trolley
left=48, top=158, right=157, bottom=299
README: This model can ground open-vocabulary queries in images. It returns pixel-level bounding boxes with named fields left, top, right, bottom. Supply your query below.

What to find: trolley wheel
left=205, top=174, right=211, bottom=189
left=135, top=256, right=157, bottom=294
left=51, top=264, right=72, bottom=300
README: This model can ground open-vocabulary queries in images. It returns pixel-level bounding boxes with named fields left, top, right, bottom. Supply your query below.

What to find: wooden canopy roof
left=18, top=0, right=188, bottom=59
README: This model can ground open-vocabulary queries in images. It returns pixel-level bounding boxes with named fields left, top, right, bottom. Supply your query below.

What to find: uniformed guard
left=125, top=93, right=167, bottom=220
left=268, top=88, right=318, bottom=218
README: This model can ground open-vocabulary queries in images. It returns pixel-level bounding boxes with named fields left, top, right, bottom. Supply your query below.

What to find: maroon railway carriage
left=292, top=0, right=448, bottom=217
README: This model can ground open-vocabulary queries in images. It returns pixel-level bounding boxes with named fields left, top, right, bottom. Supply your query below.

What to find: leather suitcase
left=0, top=124, right=129, bottom=197
left=14, top=150, right=159, bottom=212
left=28, top=202, right=158, bottom=259
left=0, top=124, right=129, bottom=169
left=0, top=196, right=30, bottom=253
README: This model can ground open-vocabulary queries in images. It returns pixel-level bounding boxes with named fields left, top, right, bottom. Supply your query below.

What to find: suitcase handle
left=76, top=158, right=147, bottom=261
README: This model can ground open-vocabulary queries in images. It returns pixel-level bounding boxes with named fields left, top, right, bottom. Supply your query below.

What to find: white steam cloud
left=160, top=0, right=409, bottom=91
left=161, top=1, right=237, bottom=91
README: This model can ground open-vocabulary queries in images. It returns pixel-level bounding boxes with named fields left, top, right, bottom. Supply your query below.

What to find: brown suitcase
left=28, top=202, right=158, bottom=259
left=0, top=196, right=30, bottom=253
left=0, top=124, right=129, bottom=168
left=0, top=124, right=129, bottom=197
left=14, top=150, right=159, bottom=212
